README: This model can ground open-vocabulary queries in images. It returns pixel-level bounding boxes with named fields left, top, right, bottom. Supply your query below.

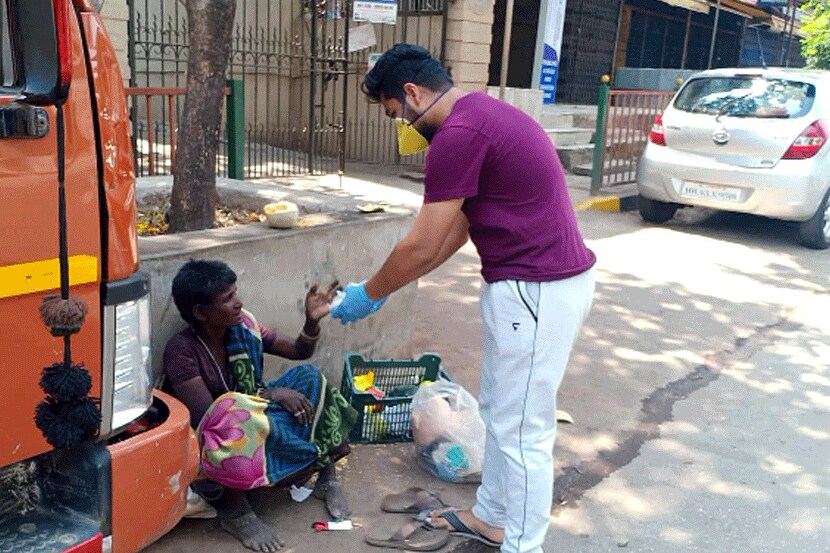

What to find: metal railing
left=591, top=79, right=676, bottom=193
left=127, top=0, right=448, bottom=177
left=125, top=85, right=235, bottom=178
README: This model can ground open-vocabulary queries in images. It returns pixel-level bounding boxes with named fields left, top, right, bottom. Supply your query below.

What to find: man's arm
left=423, top=209, right=469, bottom=274
left=364, top=198, right=465, bottom=299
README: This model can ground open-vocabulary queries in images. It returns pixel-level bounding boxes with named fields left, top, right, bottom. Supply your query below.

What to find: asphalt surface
left=145, top=169, right=829, bottom=553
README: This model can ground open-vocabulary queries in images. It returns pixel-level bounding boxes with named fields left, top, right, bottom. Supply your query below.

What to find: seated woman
left=163, top=259, right=356, bottom=552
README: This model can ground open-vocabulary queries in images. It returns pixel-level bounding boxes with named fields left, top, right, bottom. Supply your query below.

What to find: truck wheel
left=799, top=188, right=830, bottom=250
left=638, top=194, right=678, bottom=224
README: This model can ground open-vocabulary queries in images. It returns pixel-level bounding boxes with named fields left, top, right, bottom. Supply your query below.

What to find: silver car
left=637, top=68, right=830, bottom=249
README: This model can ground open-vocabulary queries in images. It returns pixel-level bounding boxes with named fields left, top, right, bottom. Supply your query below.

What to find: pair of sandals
left=364, top=487, right=502, bottom=551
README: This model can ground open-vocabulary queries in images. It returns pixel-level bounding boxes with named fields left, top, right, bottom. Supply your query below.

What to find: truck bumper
left=107, top=390, right=199, bottom=553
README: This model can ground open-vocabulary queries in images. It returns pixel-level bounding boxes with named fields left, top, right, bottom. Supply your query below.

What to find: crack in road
left=550, top=314, right=802, bottom=513
left=447, top=316, right=801, bottom=553
left=446, top=295, right=815, bottom=553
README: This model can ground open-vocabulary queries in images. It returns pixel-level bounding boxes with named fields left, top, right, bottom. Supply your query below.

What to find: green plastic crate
left=340, top=353, right=453, bottom=444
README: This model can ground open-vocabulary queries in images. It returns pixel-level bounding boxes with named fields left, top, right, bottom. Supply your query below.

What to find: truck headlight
left=110, top=295, right=152, bottom=430
left=101, top=293, right=153, bottom=438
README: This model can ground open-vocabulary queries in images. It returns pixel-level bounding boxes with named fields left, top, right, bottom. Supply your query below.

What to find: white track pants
left=472, top=269, right=595, bottom=553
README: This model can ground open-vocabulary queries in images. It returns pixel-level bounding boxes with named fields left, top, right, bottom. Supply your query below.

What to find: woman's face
left=200, top=283, right=244, bottom=327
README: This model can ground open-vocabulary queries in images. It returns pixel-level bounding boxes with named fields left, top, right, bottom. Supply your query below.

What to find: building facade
left=97, top=0, right=809, bottom=177
left=488, top=0, right=808, bottom=104
left=101, top=0, right=501, bottom=175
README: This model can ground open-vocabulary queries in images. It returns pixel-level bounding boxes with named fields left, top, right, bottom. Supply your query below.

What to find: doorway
left=488, top=0, right=542, bottom=88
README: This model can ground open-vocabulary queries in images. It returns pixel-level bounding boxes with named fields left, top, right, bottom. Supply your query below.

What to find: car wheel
left=638, top=194, right=679, bottom=224
left=798, top=188, right=830, bottom=250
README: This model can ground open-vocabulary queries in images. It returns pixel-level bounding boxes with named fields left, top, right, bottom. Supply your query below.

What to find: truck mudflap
left=107, top=389, right=199, bottom=553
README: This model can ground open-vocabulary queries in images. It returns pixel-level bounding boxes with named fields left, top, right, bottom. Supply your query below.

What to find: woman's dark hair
left=362, top=43, right=453, bottom=103
left=171, top=259, right=237, bottom=324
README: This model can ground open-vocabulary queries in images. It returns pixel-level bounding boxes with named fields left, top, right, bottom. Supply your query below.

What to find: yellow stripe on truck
left=0, top=255, right=99, bottom=299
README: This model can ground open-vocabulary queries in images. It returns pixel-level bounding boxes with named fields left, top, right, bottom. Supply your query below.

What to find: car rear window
left=673, top=76, right=816, bottom=119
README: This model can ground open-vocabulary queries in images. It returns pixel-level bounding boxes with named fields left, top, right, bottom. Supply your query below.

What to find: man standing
left=333, top=43, right=595, bottom=553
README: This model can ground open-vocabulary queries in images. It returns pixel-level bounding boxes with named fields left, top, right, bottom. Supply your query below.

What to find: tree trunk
left=169, top=0, right=237, bottom=232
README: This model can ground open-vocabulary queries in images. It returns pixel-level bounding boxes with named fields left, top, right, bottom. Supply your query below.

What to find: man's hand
left=266, top=387, right=314, bottom=426
left=331, top=282, right=387, bottom=324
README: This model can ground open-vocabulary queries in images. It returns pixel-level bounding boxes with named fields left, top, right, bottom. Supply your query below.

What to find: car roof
left=686, top=67, right=830, bottom=85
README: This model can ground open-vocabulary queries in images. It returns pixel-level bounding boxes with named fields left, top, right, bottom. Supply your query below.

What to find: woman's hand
left=305, top=281, right=340, bottom=323
left=265, top=387, right=315, bottom=426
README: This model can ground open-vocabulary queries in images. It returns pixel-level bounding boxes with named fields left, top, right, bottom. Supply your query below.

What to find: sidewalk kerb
left=575, top=193, right=638, bottom=213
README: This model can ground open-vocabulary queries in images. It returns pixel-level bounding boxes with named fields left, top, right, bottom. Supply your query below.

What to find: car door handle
left=0, top=104, right=50, bottom=139
left=666, top=125, right=682, bottom=130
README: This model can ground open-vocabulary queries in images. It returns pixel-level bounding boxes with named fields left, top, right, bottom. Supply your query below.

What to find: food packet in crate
left=410, top=380, right=485, bottom=483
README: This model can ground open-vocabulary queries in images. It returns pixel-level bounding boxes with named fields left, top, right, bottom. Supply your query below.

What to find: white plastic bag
left=410, top=380, right=485, bottom=483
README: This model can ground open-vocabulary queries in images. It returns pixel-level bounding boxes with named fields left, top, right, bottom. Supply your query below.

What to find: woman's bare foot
left=312, top=463, right=351, bottom=520
left=313, top=479, right=351, bottom=520
left=219, top=512, right=284, bottom=552
left=426, top=508, right=504, bottom=546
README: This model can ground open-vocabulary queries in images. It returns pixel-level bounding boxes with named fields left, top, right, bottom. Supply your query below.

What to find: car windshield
left=674, top=76, right=816, bottom=119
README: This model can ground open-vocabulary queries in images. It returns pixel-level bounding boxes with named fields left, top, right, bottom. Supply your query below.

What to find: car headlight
left=111, top=295, right=153, bottom=430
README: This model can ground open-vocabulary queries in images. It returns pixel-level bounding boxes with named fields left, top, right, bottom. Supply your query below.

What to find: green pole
left=590, top=75, right=611, bottom=196
left=226, top=79, right=245, bottom=180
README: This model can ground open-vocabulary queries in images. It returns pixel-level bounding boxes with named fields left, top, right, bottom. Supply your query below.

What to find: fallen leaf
left=357, top=203, right=386, bottom=213
left=136, top=198, right=259, bottom=236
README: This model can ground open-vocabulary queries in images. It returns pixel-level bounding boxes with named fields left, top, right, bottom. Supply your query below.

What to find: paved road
left=546, top=208, right=830, bottom=553
left=146, top=171, right=829, bottom=553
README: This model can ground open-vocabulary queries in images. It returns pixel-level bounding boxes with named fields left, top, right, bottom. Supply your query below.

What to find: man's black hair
left=171, top=259, right=237, bottom=325
left=362, top=43, right=453, bottom=103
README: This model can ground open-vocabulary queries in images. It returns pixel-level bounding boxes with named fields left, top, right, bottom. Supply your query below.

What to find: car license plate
left=679, top=182, right=742, bottom=203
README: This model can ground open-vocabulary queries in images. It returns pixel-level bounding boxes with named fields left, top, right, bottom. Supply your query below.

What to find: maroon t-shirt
left=424, top=92, right=596, bottom=283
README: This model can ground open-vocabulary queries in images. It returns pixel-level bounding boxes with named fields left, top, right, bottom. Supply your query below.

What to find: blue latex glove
left=331, top=282, right=387, bottom=324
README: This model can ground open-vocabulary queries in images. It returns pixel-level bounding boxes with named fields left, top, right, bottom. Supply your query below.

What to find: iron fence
left=592, top=87, right=675, bottom=189
left=127, top=0, right=448, bottom=178
left=125, top=87, right=232, bottom=178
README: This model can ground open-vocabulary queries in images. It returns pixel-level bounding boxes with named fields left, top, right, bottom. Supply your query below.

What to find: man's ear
left=402, top=82, right=421, bottom=104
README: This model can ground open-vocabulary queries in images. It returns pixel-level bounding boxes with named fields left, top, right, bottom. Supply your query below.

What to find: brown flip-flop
left=365, top=521, right=450, bottom=551
left=380, top=487, right=446, bottom=514
left=425, top=510, right=503, bottom=548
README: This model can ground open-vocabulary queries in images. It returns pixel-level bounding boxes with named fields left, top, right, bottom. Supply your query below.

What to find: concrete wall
left=615, top=67, right=696, bottom=90
left=139, top=214, right=418, bottom=386
left=486, top=86, right=542, bottom=121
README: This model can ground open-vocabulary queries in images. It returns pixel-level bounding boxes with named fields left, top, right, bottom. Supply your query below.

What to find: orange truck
left=0, top=1, right=198, bottom=552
